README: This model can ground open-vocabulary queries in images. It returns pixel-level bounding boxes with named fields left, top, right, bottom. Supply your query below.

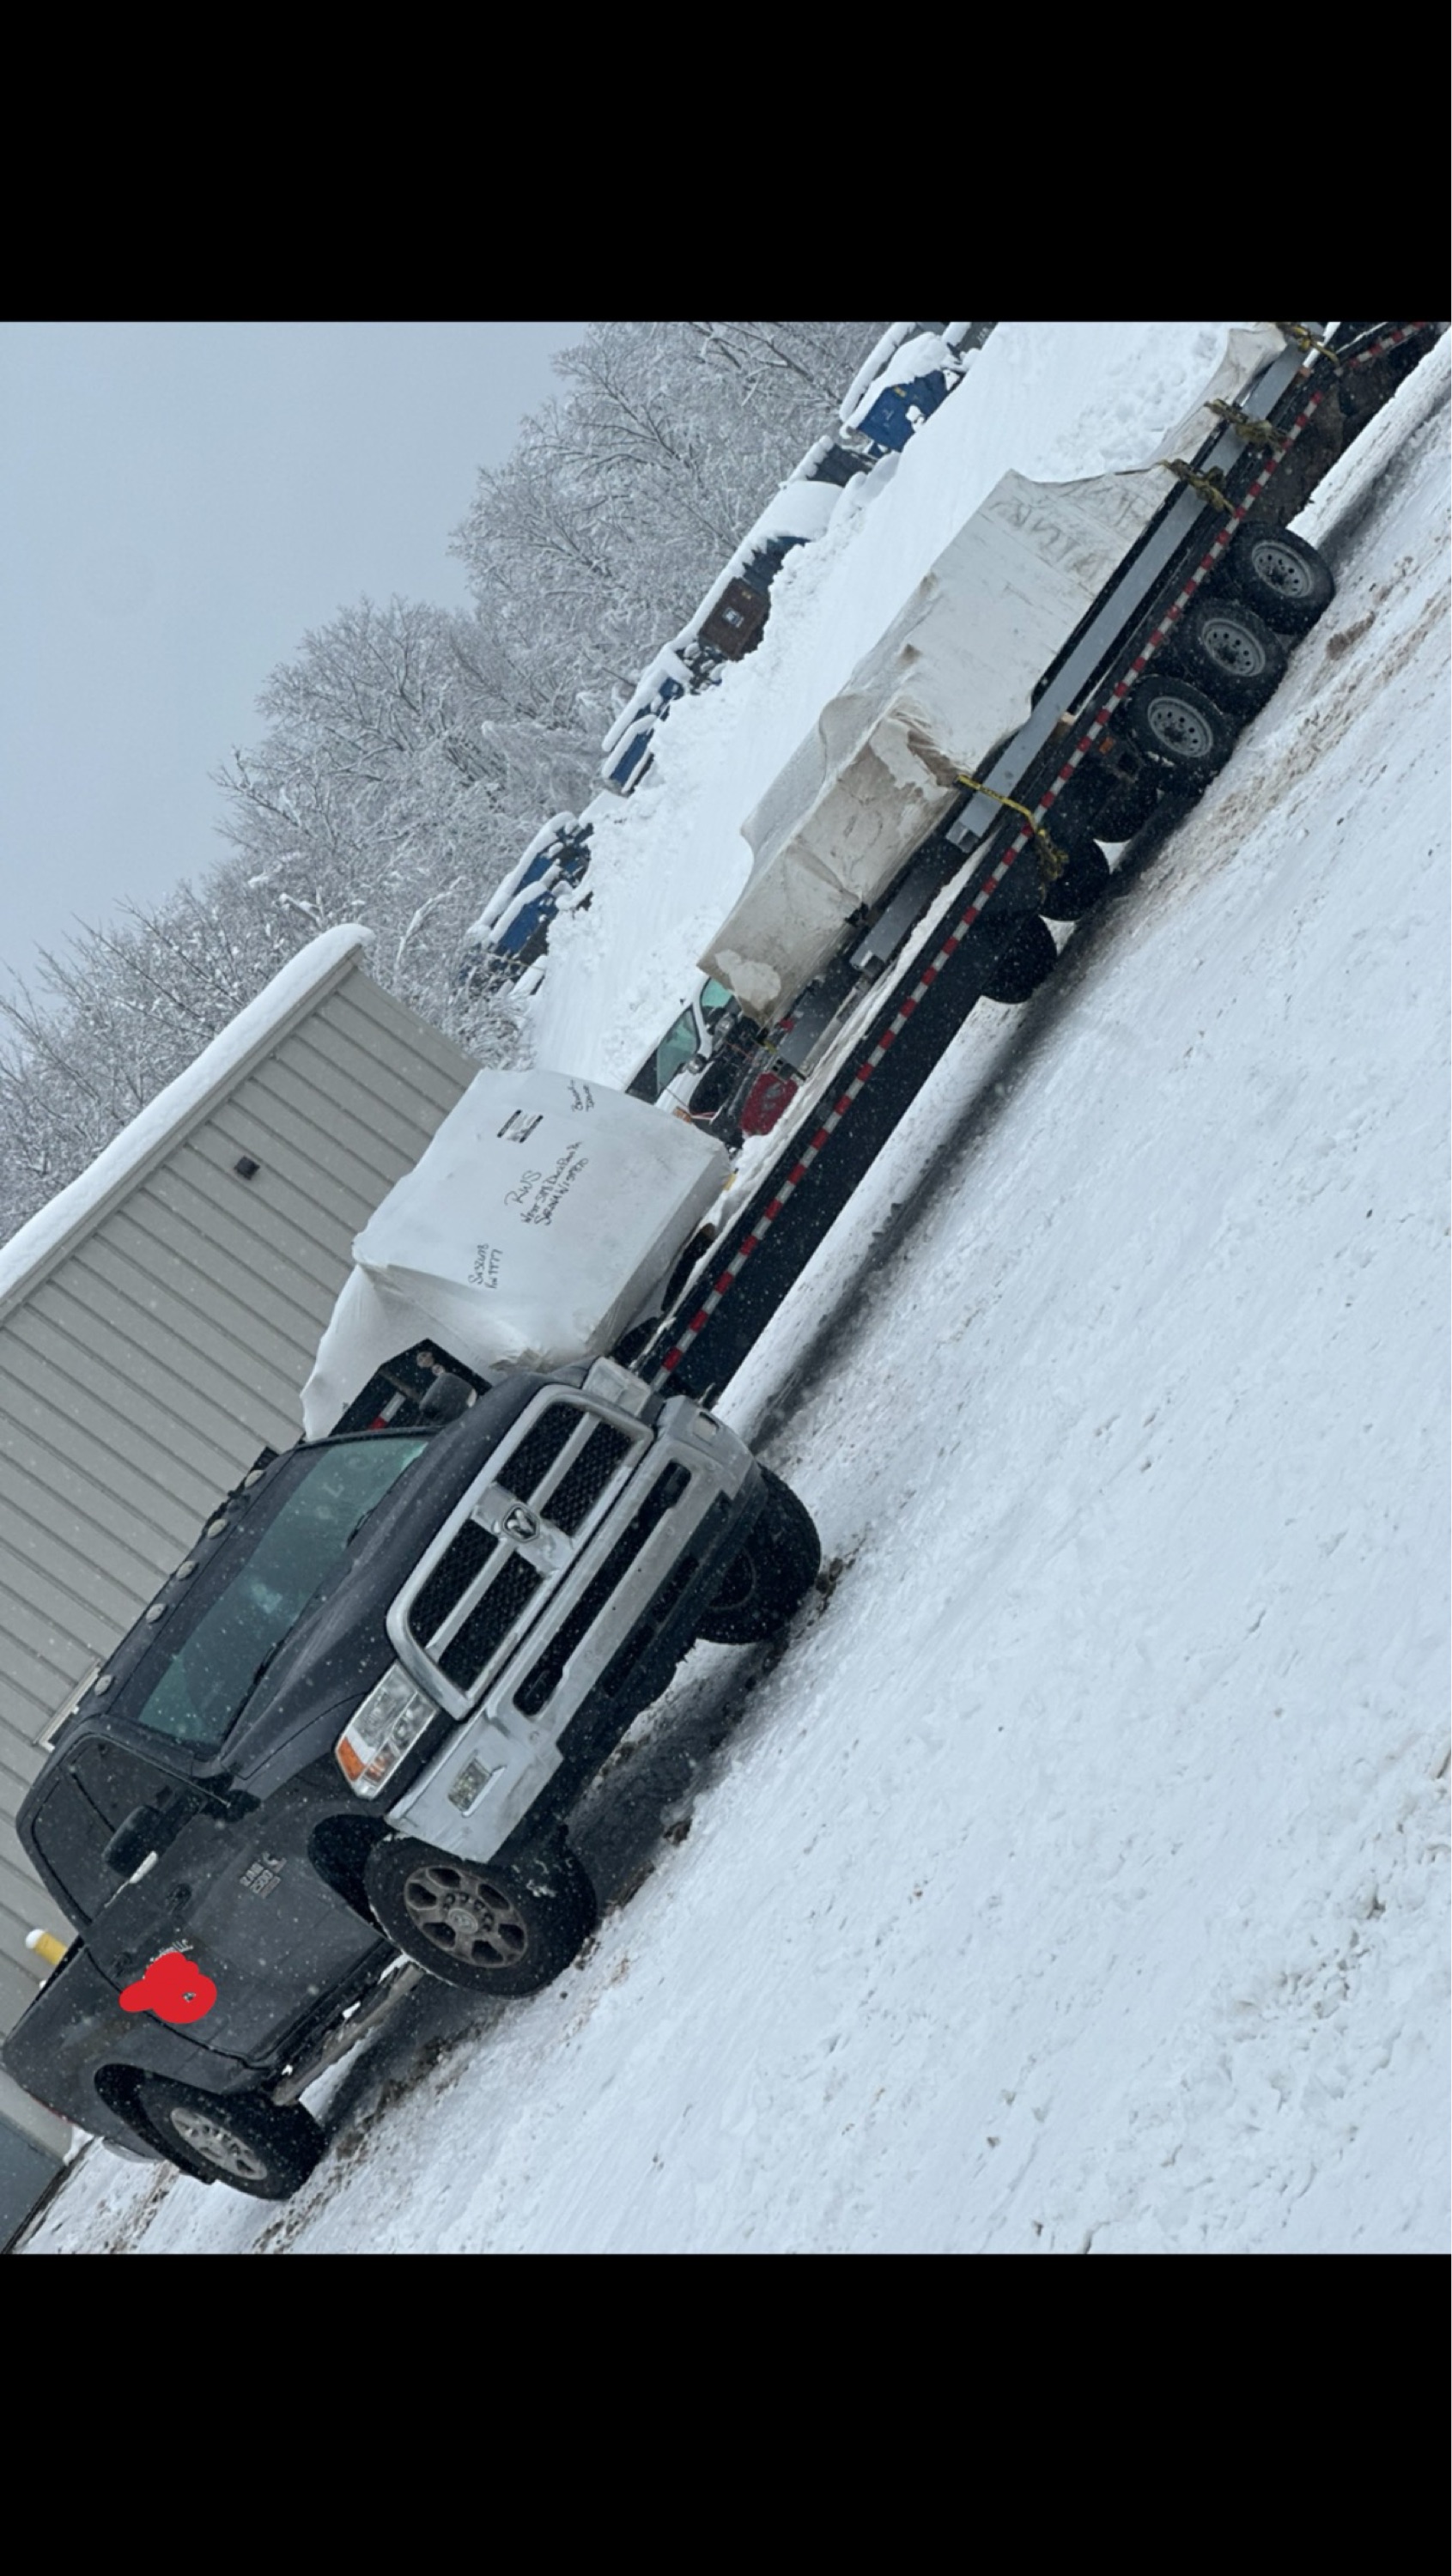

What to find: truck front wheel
left=696, top=1470, right=821, bottom=1645
left=131, top=2078, right=325, bottom=2199
left=363, top=1835, right=597, bottom=1996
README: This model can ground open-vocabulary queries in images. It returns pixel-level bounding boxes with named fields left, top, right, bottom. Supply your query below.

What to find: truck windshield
left=125, top=1438, right=428, bottom=1752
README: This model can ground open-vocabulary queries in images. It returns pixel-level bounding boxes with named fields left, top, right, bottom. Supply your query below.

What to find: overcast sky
left=0, top=321, right=586, bottom=995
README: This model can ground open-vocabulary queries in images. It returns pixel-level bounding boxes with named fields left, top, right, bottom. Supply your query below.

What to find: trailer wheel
left=1040, top=839, right=1111, bottom=921
left=969, top=911, right=1059, bottom=1005
left=1124, top=675, right=1236, bottom=788
left=696, top=1471, right=821, bottom=1645
left=1162, top=597, right=1288, bottom=714
left=131, top=2078, right=325, bottom=2199
left=364, top=1834, right=597, bottom=1996
left=1090, top=774, right=1161, bottom=846
left=1216, top=524, right=1335, bottom=636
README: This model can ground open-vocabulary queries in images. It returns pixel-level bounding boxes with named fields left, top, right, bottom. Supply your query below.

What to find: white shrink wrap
left=702, top=326, right=1283, bottom=1020
left=303, top=1070, right=728, bottom=1435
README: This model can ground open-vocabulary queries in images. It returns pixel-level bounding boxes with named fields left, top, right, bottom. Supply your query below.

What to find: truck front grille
left=402, top=1395, right=651, bottom=1704
left=546, top=1424, right=632, bottom=1534
left=412, top=1521, right=498, bottom=1644
left=513, top=1463, right=691, bottom=1716
left=497, top=1406, right=579, bottom=1500
left=440, top=1557, right=544, bottom=1688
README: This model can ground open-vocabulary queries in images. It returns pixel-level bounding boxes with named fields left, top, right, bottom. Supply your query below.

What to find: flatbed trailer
left=638, top=323, right=1440, bottom=1405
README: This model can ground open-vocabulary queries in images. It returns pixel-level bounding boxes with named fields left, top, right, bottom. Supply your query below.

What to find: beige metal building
left=0, top=928, right=476, bottom=2091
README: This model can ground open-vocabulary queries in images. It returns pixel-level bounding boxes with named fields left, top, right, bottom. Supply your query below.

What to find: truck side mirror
left=102, top=1805, right=170, bottom=1878
left=420, top=1371, right=473, bottom=1423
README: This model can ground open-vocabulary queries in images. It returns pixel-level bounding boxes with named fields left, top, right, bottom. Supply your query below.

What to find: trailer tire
left=1162, top=597, right=1288, bottom=714
left=1216, top=524, right=1335, bottom=636
left=1124, top=676, right=1236, bottom=787
left=696, top=1471, right=821, bottom=1645
left=1040, top=840, right=1111, bottom=921
left=970, top=911, right=1059, bottom=1005
left=364, top=1834, right=597, bottom=1997
left=131, top=2078, right=325, bottom=2199
left=1091, top=769, right=1163, bottom=844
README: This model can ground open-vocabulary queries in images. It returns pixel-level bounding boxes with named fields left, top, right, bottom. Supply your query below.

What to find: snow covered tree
left=452, top=321, right=884, bottom=721
left=1, top=321, right=884, bottom=1249
left=214, top=594, right=596, bottom=1017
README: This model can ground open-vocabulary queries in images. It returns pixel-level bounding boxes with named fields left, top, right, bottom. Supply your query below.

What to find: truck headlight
left=335, top=1668, right=439, bottom=1797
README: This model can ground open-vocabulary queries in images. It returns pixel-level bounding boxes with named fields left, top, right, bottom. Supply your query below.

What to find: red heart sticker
left=118, top=1950, right=217, bottom=2023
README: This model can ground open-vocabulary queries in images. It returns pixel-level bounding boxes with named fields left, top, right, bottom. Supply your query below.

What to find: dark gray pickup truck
left=3, top=1353, right=817, bottom=2199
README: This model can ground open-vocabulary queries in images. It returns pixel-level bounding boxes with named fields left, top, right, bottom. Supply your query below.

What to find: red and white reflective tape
left=651, top=330, right=1433, bottom=1386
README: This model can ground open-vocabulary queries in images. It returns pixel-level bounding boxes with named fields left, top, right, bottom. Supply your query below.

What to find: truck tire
left=969, top=910, right=1059, bottom=1005
left=696, top=1470, right=821, bottom=1645
left=363, top=1834, right=597, bottom=1997
left=1215, top=523, right=1335, bottom=636
left=1123, top=674, right=1236, bottom=787
left=1162, top=596, right=1288, bottom=714
left=1090, top=767, right=1163, bottom=844
left=131, top=2077, right=325, bottom=2199
left=1040, top=838, right=1111, bottom=921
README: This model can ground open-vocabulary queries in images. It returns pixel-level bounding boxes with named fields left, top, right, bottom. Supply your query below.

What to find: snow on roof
left=600, top=650, right=691, bottom=756
left=0, top=924, right=376, bottom=1320
left=683, top=478, right=847, bottom=637
left=466, top=815, right=580, bottom=940
left=842, top=333, right=958, bottom=431
left=837, top=322, right=932, bottom=425
left=489, top=870, right=560, bottom=945
left=512, top=811, right=579, bottom=874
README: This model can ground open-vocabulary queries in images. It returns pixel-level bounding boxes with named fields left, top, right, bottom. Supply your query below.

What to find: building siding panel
left=0, top=951, right=475, bottom=2051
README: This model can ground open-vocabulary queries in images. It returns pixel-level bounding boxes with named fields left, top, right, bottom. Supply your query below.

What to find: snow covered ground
left=23, top=328, right=1449, bottom=2255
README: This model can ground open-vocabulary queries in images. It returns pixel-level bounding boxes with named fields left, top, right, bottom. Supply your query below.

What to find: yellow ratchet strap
left=958, top=775, right=1069, bottom=880
left=1271, top=319, right=1343, bottom=366
left=1163, top=458, right=1236, bottom=510
left=1207, top=397, right=1289, bottom=453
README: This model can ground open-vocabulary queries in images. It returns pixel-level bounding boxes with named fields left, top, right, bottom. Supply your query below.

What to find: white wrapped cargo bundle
left=702, top=326, right=1283, bottom=1021
left=302, top=1070, right=729, bottom=1437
